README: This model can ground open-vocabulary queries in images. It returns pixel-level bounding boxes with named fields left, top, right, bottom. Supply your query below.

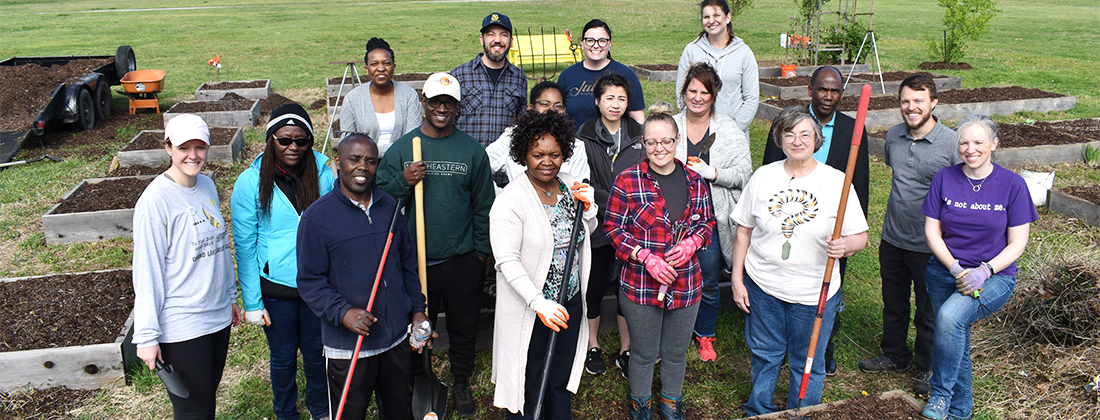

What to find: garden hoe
left=0, top=155, right=63, bottom=169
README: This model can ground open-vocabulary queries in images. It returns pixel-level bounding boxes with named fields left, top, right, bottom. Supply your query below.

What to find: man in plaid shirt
left=451, top=12, right=528, bottom=150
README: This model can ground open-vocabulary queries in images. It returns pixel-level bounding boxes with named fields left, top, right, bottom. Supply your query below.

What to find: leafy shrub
left=927, top=0, right=1000, bottom=64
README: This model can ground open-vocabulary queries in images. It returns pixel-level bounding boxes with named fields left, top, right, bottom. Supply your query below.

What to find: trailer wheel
left=75, top=88, right=96, bottom=131
left=94, top=80, right=111, bottom=120
left=115, top=45, right=136, bottom=79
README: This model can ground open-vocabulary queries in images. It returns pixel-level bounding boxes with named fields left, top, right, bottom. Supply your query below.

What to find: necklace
left=966, top=174, right=988, bottom=192
left=531, top=177, right=563, bottom=197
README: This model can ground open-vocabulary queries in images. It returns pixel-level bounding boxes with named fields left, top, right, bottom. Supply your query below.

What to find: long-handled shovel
left=334, top=200, right=403, bottom=420
left=793, top=84, right=872, bottom=415
left=0, top=155, right=63, bottom=169
left=532, top=197, right=587, bottom=419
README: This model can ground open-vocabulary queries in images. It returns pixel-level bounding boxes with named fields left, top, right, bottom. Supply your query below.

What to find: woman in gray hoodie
left=676, top=0, right=759, bottom=137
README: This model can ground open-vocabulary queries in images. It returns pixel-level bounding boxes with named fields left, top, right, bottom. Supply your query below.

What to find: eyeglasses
left=533, top=100, right=565, bottom=111
left=643, top=138, right=676, bottom=150
left=274, top=136, right=312, bottom=147
left=426, top=97, right=458, bottom=110
left=782, top=132, right=815, bottom=144
left=582, top=37, right=610, bottom=48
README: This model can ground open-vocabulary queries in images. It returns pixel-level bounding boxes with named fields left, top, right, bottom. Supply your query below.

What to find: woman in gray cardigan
left=338, top=37, right=422, bottom=155
left=673, top=62, right=752, bottom=362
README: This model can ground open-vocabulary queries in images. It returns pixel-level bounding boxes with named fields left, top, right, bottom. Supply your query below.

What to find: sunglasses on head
left=274, top=136, right=312, bottom=147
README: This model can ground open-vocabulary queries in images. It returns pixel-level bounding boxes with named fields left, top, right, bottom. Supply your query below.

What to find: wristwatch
left=983, top=261, right=995, bottom=273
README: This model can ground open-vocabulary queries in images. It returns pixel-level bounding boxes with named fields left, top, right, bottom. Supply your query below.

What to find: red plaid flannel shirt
left=604, top=159, right=716, bottom=309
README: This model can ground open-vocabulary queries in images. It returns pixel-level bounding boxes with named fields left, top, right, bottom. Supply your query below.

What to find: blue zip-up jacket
left=231, top=151, right=335, bottom=311
left=296, top=181, right=426, bottom=352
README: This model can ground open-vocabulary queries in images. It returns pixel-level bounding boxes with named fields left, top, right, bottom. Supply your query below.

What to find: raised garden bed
left=747, top=390, right=923, bottom=419
left=194, top=79, right=271, bottom=101
left=758, top=63, right=869, bottom=79
left=759, top=75, right=869, bottom=100
left=325, top=72, right=431, bottom=98
left=759, top=86, right=1076, bottom=130
left=853, top=71, right=962, bottom=95
left=0, top=269, right=134, bottom=392
left=42, top=175, right=155, bottom=245
left=629, top=63, right=872, bottom=83
left=163, top=93, right=259, bottom=128
left=118, top=127, right=242, bottom=167
left=1049, top=186, right=1100, bottom=228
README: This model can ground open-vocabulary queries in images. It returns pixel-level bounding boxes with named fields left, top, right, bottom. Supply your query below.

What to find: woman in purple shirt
left=920, top=114, right=1038, bottom=420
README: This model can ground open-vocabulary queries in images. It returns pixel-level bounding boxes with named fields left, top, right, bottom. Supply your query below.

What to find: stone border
left=164, top=99, right=260, bottom=128
left=0, top=269, right=134, bottom=393
left=194, top=79, right=271, bottom=101
left=750, top=390, right=922, bottom=419
left=42, top=175, right=156, bottom=245
left=1049, top=189, right=1100, bottom=228
left=117, top=128, right=243, bottom=167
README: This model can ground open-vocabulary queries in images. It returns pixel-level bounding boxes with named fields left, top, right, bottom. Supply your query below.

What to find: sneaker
left=585, top=347, right=607, bottom=375
left=922, top=395, right=949, bottom=420
left=913, top=369, right=933, bottom=396
left=696, top=336, right=716, bottom=362
left=858, top=354, right=910, bottom=373
left=616, top=350, right=631, bottom=379
left=825, top=356, right=838, bottom=377
left=451, top=382, right=475, bottom=418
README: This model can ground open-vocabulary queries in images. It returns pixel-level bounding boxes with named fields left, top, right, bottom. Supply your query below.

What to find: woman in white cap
left=132, top=113, right=241, bottom=419
left=232, top=103, right=335, bottom=420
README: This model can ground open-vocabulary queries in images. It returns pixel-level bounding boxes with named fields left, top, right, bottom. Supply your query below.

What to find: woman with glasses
left=605, top=102, right=715, bottom=420
left=729, top=107, right=868, bottom=416
left=340, top=37, right=422, bottom=155
left=558, top=19, right=646, bottom=132
left=676, top=0, right=759, bottom=138
left=231, top=103, right=335, bottom=420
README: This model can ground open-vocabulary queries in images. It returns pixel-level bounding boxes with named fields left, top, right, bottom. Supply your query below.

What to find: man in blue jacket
left=298, top=133, right=429, bottom=420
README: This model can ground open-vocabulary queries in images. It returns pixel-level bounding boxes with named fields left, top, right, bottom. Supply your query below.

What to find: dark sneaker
left=825, top=356, right=838, bottom=377
left=616, top=350, right=631, bottom=379
left=858, top=354, right=909, bottom=373
left=585, top=347, right=607, bottom=375
left=922, top=394, right=949, bottom=420
left=913, top=369, right=933, bottom=396
left=451, top=382, right=475, bottom=418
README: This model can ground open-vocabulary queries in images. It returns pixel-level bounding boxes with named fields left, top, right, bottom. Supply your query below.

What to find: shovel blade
left=155, top=360, right=190, bottom=399
left=412, top=350, right=448, bottom=420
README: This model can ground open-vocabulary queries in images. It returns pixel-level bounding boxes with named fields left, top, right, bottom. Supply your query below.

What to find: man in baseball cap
left=450, top=13, right=528, bottom=150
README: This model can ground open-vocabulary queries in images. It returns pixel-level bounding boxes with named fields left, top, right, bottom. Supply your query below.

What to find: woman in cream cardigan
left=490, top=108, right=598, bottom=419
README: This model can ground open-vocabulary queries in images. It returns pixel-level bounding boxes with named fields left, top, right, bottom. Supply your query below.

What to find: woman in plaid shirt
left=604, top=102, right=716, bottom=420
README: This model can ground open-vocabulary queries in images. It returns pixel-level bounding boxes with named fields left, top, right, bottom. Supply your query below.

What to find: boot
left=658, top=393, right=684, bottom=420
left=629, top=395, right=652, bottom=420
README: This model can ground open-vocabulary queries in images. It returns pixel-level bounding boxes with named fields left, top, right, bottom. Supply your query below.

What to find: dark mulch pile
left=168, top=92, right=255, bottom=113
left=52, top=177, right=152, bottom=214
left=920, top=62, right=973, bottom=70
left=199, top=80, right=266, bottom=90
left=767, top=86, right=1065, bottom=111
left=393, top=72, right=432, bottom=82
left=326, top=75, right=370, bottom=85
left=761, top=75, right=813, bottom=87
left=259, top=93, right=297, bottom=115
left=635, top=64, right=677, bottom=71
left=0, top=58, right=114, bottom=131
left=0, top=387, right=96, bottom=419
left=1, top=270, right=133, bottom=351
left=309, top=98, right=326, bottom=110
left=110, top=162, right=169, bottom=177
left=798, top=394, right=923, bottom=419
left=122, top=126, right=237, bottom=151
left=18, top=112, right=161, bottom=159
left=1062, top=186, right=1100, bottom=206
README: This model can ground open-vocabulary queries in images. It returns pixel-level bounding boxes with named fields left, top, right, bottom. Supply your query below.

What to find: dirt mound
left=0, top=59, right=113, bottom=131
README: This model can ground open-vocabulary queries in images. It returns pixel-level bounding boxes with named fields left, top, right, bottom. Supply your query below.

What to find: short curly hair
left=509, top=108, right=575, bottom=166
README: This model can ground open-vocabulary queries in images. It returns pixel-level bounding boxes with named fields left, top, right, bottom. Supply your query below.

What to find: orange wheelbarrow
left=118, top=69, right=167, bottom=114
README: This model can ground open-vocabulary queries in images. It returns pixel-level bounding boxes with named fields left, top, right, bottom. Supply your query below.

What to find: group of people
left=129, top=2, right=1038, bottom=420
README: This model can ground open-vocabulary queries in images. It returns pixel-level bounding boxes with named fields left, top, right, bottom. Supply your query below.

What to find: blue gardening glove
left=956, top=263, right=992, bottom=296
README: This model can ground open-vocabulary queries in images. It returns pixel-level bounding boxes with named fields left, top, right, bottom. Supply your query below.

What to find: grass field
left=2, top=0, right=1099, bottom=419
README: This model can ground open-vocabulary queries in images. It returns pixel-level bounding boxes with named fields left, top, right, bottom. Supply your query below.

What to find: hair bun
left=647, top=101, right=674, bottom=117
left=366, top=37, right=390, bottom=52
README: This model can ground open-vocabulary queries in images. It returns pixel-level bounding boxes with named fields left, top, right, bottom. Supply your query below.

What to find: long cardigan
left=489, top=171, right=597, bottom=414
left=673, top=112, right=752, bottom=269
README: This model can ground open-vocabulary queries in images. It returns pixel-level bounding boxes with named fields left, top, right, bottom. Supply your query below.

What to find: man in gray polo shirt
left=859, top=75, right=960, bottom=396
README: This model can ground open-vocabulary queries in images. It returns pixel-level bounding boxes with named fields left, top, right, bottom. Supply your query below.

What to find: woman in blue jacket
left=231, top=103, right=335, bottom=420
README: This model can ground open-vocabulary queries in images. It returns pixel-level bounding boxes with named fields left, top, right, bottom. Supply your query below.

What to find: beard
left=904, top=108, right=934, bottom=130
left=483, top=42, right=508, bottom=62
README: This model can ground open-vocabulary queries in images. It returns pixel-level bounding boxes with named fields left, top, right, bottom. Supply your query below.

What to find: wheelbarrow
left=118, top=69, right=167, bottom=114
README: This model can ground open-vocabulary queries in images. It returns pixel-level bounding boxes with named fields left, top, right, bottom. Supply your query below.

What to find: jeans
left=879, top=240, right=936, bottom=370
left=263, top=296, right=329, bottom=420
left=743, top=276, right=839, bottom=417
left=693, top=230, right=723, bottom=338
left=619, top=290, right=699, bottom=399
left=925, top=260, right=1015, bottom=420
left=159, top=326, right=230, bottom=420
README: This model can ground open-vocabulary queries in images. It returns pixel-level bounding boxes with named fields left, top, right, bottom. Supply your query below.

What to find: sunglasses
left=274, top=136, right=312, bottom=147
left=426, top=97, right=459, bottom=110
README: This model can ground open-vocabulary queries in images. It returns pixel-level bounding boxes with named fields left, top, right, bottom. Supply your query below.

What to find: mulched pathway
left=766, top=86, right=1065, bottom=112
left=1062, top=186, right=1100, bottom=206
left=122, top=126, right=237, bottom=151
left=52, top=177, right=152, bottom=214
left=199, top=80, right=266, bottom=90
left=0, top=58, right=113, bottom=131
left=1, top=270, right=133, bottom=352
left=798, top=394, right=923, bottom=419
left=168, top=92, right=255, bottom=113
left=0, top=387, right=96, bottom=419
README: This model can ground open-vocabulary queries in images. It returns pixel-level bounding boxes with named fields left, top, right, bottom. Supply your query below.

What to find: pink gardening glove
left=664, top=235, right=703, bottom=268
left=637, top=248, right=676, bottom=285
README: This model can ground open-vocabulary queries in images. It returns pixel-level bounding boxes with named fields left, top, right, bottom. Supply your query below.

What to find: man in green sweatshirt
left=377, top=72, right=495, bottom=418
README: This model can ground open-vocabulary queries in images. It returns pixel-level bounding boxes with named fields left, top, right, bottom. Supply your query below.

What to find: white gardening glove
left=531, top=299, right=569, bottom=332
left=245, top=308, right=271, bottom=326
left=570, top=182, right=597, bottom=220
left=686, top=156, right=716, bottom=181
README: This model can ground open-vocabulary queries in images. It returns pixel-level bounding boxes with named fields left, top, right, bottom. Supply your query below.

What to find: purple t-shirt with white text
left=920, top=163, right=1038, bottom=276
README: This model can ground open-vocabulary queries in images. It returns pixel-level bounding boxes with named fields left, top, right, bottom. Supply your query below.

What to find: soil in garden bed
left=327, top=96, right=346, bottom=107
left=1062, top=186, right=1100, bottom=206
left=857, top=71, right=937, bottom=82
left=0, top=387, right=96, bottom=419
left=122, top=127, right=237, bottom=151
left=169, top=92, right=256, bottom=113
left=327, top=75, right=370, bottom=85
left=635, top=64, right=677, bottom=71
left=766, top=86, right=1065, bottom=112
left=797, top=394, right=923, bottom=419
left=259, top=93, right=296, bottom=115
left=199, top=80, right=266, bottom=90
left=1039, top=118, right=1100, bottom=141
left=393, top=72, right=432, bottom=82
left=110, top=162, right=169, bottom=177
left=998, top=122, right=1091, bottom=148
left=52, top=177, right=153, bottom=214
left=761, top=75, right=814, bottom=87
left=0, top=58, right=114, bottom=132
left=1, top=270, right=133, bottom=351
left=920, top=62, right=973, bottom=70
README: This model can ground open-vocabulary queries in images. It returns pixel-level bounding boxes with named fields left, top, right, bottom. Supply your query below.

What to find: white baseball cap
left=422, top=72, right=461, bottom=101
left=164, top=114, right=210, bottom=147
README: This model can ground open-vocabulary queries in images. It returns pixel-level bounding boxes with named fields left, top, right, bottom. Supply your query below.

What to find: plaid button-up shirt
left=450, top=53, right=528, bottom=148
left=604, top=160, right=716, bottom=309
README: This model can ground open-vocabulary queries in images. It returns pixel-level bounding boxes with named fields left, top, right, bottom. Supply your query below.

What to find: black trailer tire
left=115, top=45, right=136, bottom=79
left=94, top=80, right=111, bottom=120
left=75, top=88, right=96, bottom=130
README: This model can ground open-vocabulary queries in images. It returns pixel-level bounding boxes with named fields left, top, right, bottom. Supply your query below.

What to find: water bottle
left=409, top=320, right=432, bottom=349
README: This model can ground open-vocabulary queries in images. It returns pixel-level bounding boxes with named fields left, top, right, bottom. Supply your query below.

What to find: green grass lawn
left=2, top=0, right=1099, bottom=419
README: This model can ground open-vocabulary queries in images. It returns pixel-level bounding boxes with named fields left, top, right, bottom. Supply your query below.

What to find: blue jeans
left=743, top=276, right=839, bottom=417
left=693, top=230, right=723, bottom=338
left=263, top=296, right=329, bottom=420
left=925, top=260, right=1015, bottom=420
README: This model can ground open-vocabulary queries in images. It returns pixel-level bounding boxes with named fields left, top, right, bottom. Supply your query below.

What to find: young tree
left=928, top=0, right=1000, bottom=64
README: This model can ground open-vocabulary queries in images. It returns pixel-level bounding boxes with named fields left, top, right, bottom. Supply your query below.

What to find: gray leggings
left=619, top=289, right=700, bottom=399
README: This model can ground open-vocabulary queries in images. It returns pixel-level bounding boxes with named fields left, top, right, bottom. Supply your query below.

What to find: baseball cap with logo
left=481, top=12, right=512, bottom=34
left=164, top=114, right=210, bottom=147
left=423, top=72, right=461, bottom=101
